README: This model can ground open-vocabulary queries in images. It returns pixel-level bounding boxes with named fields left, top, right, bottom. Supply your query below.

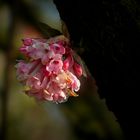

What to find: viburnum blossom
left=15, top=35, right=83, bottom=103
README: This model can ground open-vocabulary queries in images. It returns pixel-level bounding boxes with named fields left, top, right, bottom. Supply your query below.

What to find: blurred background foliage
left=0, top=0, right=128, bottom=140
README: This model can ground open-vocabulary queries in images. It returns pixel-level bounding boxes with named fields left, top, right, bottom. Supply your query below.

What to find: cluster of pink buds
left=15, top=35, right=83, bottom=103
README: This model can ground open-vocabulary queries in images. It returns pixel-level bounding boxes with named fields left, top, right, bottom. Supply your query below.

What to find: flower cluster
left=15, top=36, right=83, bottom=103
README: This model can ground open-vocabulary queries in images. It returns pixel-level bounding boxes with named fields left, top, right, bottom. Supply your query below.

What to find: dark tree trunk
left=54, top=0, right=139, bottom=139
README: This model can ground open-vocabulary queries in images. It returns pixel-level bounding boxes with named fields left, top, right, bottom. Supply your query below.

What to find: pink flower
left=41, top=51, right=55, bottom=65
left=66, top=71, right=80, bottom=92
left=16, top=35, right=84, bottom=103
left=46, top=54, right=63, bottom=74
left=49, top=43, right=65, bottom=54
left=20, top=38, right=49, bottom=60
left=52, top=91, right=67, bottom=103
left=15, top=60, right=40, bottom=82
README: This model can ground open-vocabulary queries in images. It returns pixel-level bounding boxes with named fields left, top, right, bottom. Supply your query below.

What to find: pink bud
left=73, top=62, right=83, bottom=77
left=22, top=38, right=32, bottom=46
left=63, top=55, right=73, bottom=70
left=63, top=58, right=70, bottom=70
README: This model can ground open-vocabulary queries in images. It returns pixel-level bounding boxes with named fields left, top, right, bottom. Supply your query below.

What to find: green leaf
left=37, top=22, right=62, bottom=38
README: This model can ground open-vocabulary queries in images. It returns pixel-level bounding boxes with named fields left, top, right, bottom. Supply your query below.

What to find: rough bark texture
left=54, top=0, right=139, bottom=139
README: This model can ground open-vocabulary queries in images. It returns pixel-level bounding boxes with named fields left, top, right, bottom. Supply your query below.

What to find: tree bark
left=54, top=0, right=139, bottom=139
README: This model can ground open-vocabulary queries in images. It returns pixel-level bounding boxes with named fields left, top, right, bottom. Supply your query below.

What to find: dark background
left=0, top=0, right=139, bottom=140
left=54, top=0, right=139, bottom=139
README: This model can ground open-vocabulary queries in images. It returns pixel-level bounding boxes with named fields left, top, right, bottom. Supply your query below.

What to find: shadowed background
left=0, top=0, right=139, bottom=140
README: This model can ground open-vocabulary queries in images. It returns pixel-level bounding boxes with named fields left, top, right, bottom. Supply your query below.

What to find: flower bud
left=73, top=62, right=83, bottom=77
